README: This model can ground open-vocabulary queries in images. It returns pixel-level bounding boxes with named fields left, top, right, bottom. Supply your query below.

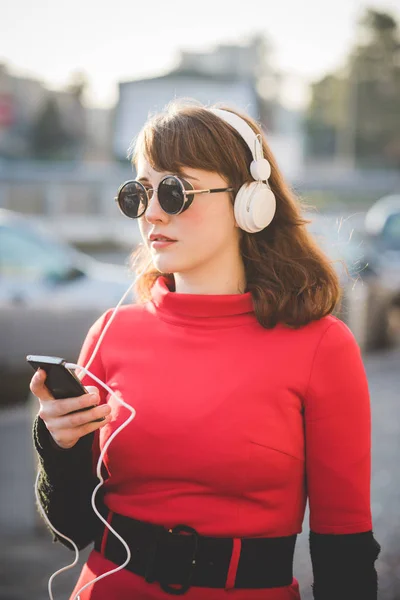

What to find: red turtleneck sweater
left=56, top=277, right=372, bottom=599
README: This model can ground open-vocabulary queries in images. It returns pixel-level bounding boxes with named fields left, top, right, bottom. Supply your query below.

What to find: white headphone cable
left=64, top=364, right=135, bottom=600
left=34, top=255, right=153, bottom=600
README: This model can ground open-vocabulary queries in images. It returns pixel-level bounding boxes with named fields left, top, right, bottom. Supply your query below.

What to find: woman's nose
left=145, top=190, right=169, bottom=224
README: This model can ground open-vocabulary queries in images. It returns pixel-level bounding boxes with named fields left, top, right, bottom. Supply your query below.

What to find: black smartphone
left=26, top=355, right=100, bottom=419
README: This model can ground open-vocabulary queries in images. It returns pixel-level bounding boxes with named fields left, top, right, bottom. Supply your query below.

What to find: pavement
left=0, top=346, right=399, bottom=600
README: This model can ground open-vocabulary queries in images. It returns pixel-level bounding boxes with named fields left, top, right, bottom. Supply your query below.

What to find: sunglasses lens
left=158, top=177, right=185, bottom=215
left=118, top=182, right=147, bottom=218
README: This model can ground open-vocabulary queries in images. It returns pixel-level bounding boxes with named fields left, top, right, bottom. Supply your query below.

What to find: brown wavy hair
left=128, top=99, right=341, bottom=329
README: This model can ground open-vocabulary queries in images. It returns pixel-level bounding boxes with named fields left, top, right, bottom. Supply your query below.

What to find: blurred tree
left=304, top=74, right=345, bottom=158
left=29, top=97, right=71, bottom=160
left=305, top=8, right=400, bottom=168
left=349, top=9, right=400, bottom=167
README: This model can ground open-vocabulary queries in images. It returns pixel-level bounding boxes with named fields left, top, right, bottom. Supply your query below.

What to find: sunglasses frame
left=115, top=175, right=234, bottom=219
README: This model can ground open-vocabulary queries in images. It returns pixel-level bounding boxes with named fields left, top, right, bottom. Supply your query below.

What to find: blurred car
left=363, top=194, right=400, bottom=346
left=0, top=209, right=135, bottom=406
left=364, top=194, right=400, bottom=252
left=307, top=210, right=399, bottom=351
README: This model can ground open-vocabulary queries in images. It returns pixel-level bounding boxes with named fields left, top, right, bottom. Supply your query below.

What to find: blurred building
left=0, top=64, right=109, bottom=161
left=113, top=37, right=305, bottom=179
left=113, top=71, right=259, bottom=161
left=177, top=38, right=265, bottom=80
left=0, top=64, right=46, bottom=158
left=84, top=107, right=114, bottom=161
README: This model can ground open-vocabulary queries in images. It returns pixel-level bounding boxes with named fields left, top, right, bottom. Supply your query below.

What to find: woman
left=31, top=100, right=381, bottom=599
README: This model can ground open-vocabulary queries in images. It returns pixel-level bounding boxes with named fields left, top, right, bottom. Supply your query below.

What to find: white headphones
left=209, top=108, right=276, bottom=233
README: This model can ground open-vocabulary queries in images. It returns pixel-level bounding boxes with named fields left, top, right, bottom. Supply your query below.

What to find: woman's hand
left=30, top=368, right=112, bottom=449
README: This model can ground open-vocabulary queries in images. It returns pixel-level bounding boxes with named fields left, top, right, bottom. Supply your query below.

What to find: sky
left=1, top=0, right=400, bottom=110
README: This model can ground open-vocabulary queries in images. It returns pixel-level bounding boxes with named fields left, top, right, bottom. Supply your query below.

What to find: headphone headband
left=209, top=108, right=263, bottom=162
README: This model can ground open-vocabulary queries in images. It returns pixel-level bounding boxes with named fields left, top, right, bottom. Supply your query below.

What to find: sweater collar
left=150, top=276, right=255, bottom=325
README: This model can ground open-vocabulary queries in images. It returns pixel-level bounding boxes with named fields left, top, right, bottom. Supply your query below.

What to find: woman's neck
left=173, top=253, right=246, bottom=296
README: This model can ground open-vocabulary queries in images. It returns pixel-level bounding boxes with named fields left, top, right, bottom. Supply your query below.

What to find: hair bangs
left=132, top=106, right=244, bottom=182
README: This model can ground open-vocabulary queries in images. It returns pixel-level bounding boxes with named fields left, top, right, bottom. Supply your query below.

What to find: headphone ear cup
left=234, top=183, right=276, bottom=233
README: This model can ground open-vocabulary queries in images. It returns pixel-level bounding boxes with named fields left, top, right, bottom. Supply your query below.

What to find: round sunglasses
left=114, top=175, right=234, bottom=219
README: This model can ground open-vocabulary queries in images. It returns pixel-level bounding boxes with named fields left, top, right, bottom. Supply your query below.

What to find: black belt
left=94, top=510, right=297, bottom=595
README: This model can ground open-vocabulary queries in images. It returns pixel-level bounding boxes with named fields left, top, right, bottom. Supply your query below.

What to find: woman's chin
left=151, top=254, right=183, bottom=274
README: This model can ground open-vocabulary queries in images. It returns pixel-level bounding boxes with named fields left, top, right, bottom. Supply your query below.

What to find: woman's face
left=136, top=155, right=241, bottom=276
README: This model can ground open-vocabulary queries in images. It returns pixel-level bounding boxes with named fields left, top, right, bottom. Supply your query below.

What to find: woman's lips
left=150, top=240, right=177, bottom=250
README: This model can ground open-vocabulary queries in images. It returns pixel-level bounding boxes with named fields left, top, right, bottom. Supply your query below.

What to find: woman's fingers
left=45, top=403, right=111, bottom=429
left=30, top=370, right=103, bottom=417
left=40, top=396, right=112, bottom=450
left=30, top=368, right=113, bottom=449
left=45, top=391, right=101, bottom=418
left=47, top=414, right=112, bottom=450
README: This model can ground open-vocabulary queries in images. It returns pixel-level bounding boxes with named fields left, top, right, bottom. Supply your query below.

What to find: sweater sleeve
left=304, top=318, right=381, bottom=599
left=33, top=308, right=113, bottom=550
